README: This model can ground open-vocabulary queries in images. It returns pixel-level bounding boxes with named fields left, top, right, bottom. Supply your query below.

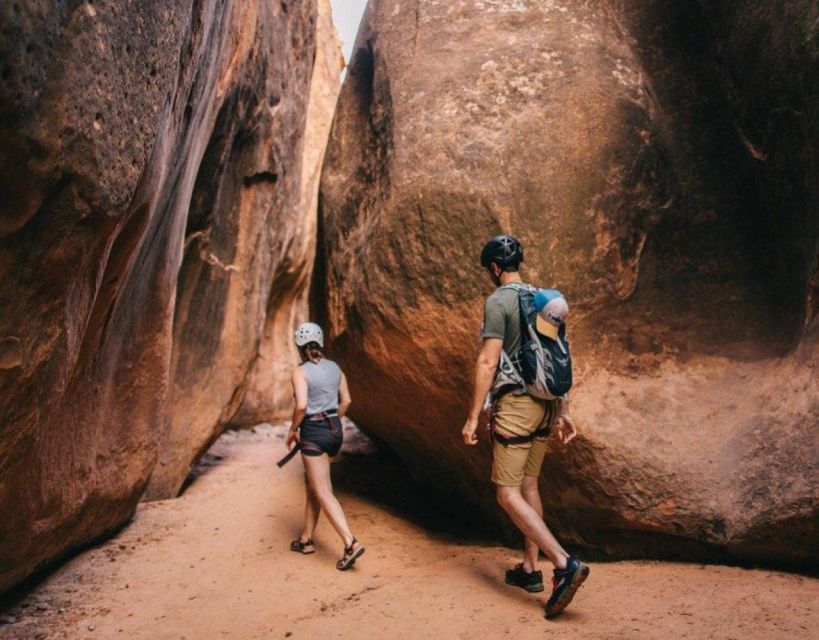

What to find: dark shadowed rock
left=694, top=1, right=819, bottom=334
left=317, top=0, right=818, bottom=565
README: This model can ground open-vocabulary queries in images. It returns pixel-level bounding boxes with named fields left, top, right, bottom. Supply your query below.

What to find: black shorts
left=300, top=416, right=343, bottom=457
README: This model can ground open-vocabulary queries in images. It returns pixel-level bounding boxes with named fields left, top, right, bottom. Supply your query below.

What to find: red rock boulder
left=317, top=0, right=818, bottom=565
left=0, top=0, right=324, bottom=592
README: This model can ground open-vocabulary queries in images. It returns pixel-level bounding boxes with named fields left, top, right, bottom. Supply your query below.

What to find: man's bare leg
left=520, top=476, right=570, bottom=572
left=497, top=484, right=569, bottom=570
left=521, top=476, right=541, bottom=571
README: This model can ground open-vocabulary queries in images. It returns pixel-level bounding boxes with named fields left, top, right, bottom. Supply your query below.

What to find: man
left=461, top=234, right=590, bottom=619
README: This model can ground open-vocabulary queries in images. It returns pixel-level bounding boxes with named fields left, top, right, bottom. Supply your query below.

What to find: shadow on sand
left=331, top=447, right=502, bottom=545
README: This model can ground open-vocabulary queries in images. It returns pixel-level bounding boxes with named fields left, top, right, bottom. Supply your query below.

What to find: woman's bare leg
left=301, top=475, right=321, bottom=541
left=302, top=454, right=359, bottom=549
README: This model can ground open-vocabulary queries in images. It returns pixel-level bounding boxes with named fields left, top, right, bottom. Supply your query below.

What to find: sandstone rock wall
left=0, top=0, right=327, bottom=592
left=317, top=0, right=818, bottom=565
left=143, top=0, right=321, bottom=499
left=232, top=0, right=345, bottom=428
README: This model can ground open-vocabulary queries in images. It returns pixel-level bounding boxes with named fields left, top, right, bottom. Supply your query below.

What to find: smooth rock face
left=0, top=0, right=322, bottom=591
left=143, top=0, right=321, bottom=499
left=232, top=0, right=345, bottom=428
left=318, top=0, right=819, bottom=565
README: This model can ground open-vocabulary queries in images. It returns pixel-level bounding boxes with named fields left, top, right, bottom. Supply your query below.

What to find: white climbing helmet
left=294, top=322, right=324, bottom=348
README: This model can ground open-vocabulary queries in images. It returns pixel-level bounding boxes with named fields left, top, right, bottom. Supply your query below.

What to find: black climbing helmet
left=480, top=234, right=524, bottom=269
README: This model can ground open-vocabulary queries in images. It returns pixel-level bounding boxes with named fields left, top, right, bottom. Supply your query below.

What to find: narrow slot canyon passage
left=2, top=425, right=816, bottom=640
left=2, top=0, right=818, bottom=636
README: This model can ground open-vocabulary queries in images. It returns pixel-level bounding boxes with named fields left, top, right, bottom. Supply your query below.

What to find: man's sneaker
left=544, top=557, right=590, bottom=618
left=505, top=563, right=544, bottom=593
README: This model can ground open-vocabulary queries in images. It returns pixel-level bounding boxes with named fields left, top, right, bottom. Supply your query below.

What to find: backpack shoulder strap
left=511, top=283, right=536, bottom=329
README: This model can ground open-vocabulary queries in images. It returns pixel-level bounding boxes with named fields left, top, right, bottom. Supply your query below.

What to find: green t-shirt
left=482, top=285, right=523, bottom=357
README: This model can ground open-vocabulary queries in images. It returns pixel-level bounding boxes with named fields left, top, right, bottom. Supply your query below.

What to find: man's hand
left=462, top=416, right=479, bottom=445
left=286, top=428, right=300, bottom=450
left=555, top=414, right=577, bottom=444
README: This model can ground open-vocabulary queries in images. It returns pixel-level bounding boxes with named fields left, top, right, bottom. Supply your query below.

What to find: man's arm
left=286, top=367, right=308, bottom=449
left=462, top=337, right=503, bottom=445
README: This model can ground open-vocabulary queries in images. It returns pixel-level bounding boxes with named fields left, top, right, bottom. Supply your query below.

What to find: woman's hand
left=555, top=414, right=577, bottom=444
left=286, top=428, right=300, bottom=450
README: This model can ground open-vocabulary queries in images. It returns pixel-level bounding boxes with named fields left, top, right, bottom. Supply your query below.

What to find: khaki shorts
left=491, top=394, right=552, bottom=487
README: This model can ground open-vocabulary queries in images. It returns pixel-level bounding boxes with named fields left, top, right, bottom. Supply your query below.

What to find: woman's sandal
left=290, top=538, right=315, bottom=554
left=336, top=537, right=365, bottom=571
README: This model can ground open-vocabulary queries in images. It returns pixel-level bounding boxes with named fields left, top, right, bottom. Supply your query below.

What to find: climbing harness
left=276, top=411, right=340, bottom=468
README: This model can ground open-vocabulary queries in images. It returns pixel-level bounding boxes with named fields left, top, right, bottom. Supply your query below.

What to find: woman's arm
left=286, top=367, right=308, bottom=449
left=338, top=372, right=352, bottom=417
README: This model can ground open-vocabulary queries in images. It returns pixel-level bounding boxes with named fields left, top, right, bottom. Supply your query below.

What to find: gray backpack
left=488, top=283, right=572, bottom=404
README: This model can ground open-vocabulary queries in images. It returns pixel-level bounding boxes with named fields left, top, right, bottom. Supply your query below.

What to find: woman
left=286, top=322, right=365, bottom=571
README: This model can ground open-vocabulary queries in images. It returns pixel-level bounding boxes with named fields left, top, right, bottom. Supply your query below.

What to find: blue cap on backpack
left=534, top=289, right=568, bottom=339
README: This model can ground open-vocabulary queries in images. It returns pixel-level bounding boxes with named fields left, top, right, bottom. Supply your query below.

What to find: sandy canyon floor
left=2, top=425, right=817, bottom=640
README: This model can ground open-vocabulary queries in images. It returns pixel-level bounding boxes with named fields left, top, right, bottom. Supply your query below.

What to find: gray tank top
left=302, top=358, right=342, bottom=415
